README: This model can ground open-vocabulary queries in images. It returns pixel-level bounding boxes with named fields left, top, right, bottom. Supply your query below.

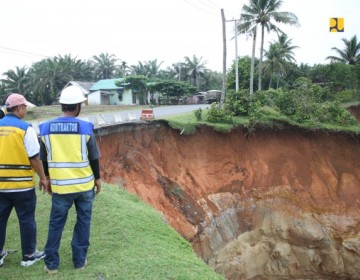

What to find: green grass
left=1, top=183, right=223, bottom=280
left=162, top=111, right=248, bottom=135
left=162, top=108, right=360, bottom=135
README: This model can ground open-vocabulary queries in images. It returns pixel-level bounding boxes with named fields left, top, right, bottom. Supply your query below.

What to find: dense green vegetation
left=164, top=75, right=360, bottom=134
left=1, top=183, right=223, bottom=280
left=0, top=54, right=221, bottom=106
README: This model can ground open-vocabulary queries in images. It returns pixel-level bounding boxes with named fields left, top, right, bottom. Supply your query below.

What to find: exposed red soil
left=97, top=120, right=360, bottom=279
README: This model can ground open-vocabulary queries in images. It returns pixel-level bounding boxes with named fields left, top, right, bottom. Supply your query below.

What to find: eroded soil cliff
left=97, top=121, right=360, bottom=279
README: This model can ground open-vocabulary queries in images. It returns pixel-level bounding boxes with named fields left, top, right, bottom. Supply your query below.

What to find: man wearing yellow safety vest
left=39, top=86, right=101, bottom=275
left=0, top=93, right=47, bottom=267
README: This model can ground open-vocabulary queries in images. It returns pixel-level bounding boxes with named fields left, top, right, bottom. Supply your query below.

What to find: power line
left=203, top=0, right=222, bottom=9
left=194, top=0, right=240, bottom=19
left=182, top=0, right=219, bottom=17
left=0, top=46, right=49, bottom=59
left=195, top=0, right=220, bottom=11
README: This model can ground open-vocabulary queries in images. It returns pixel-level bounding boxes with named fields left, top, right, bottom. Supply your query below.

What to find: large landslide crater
left=96, top=120, right=360, bottom=279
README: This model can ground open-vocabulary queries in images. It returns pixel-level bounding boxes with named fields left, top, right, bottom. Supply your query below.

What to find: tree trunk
left=269, top=76, right=273, bottom=89
left=258, top=25, right=265, bottom=91
left=250, top=28, right=257, bottom=95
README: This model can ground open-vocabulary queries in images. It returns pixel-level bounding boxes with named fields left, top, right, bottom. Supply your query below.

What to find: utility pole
left=226, top=18, right=241, bottom=91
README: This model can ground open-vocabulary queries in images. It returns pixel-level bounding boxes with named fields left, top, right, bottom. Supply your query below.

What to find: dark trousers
left=44, top=189, right=94, bottom=269
left=0, top=188, right=37, bottom=256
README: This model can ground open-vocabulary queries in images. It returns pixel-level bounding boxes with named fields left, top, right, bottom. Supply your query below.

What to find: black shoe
left=0, top=250, right=8, bottom=266
left=20, top=250, right=45, bottom=267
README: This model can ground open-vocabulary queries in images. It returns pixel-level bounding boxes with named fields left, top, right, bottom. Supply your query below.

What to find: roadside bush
left=194, top=108, right=202, bottom=121
left=223, top=89, right=250, bottom=116
left=335, top=89, right=360, bottom=103
left=253, top=89, right=282, bottom=108
left=292, top=101, right=318, bottom=123
left=314, top=102, right=358, bottom=126
left=207, top=103, right=233, bottom=124
left=248, top=104, right=281, bottom=123
left=292, top=77, right=330, bottom=102
left=275, top=90, right=297, bottom=116
left=222, top=78, right=359, bottom=128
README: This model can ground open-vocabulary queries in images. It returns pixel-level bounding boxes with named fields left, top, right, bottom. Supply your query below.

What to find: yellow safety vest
left=0, top=115, right=35, bottom=190
left=40, top=119, right=95, bottom=194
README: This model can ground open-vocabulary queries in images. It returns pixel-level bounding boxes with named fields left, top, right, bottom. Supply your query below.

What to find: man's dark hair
left=6, top=106, right=17, bottom=113
left=61, top=103, right=80, bottom=112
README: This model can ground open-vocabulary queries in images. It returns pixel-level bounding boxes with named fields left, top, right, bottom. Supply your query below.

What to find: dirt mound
left=97, top=121, right=360, bottom=279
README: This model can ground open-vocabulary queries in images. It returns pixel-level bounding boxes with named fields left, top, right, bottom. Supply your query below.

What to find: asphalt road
left=84, top=104, right=210, bottom=126
left=31, top=104, right=211, bottom=133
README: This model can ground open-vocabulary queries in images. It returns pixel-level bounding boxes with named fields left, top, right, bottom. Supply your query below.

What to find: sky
left=0, top=0, right=359, bottom=77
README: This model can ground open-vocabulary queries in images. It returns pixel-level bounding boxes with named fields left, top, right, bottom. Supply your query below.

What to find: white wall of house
left=109, top=93, right=120, bottom=105
left=87, top=89, right=134, bottom=105
left=114, top=89, right=133, bottom=105
left=87, top=91, right=101, bottom=105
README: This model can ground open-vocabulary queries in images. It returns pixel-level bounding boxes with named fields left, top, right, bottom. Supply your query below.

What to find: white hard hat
left=59, top=86, right=87, bottom=104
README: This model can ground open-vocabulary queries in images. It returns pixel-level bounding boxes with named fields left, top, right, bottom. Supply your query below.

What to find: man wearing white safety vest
left=39, top=86, right=101, bottom=274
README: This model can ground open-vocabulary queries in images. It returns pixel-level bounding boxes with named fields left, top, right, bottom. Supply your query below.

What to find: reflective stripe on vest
left=48, top=161, right=90, bottom=168
left=50, top=174, right=94, bottom=186
left=81, top=135, right=87, bottom=161
left=0, top=164, right=32, bottom=170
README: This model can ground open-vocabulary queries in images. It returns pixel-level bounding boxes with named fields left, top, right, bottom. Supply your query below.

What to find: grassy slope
left=163, top=109, right=360, bottom=135
left=1, top=183, right=223, bottom=280
left=162, top=111, right=248, bottom=135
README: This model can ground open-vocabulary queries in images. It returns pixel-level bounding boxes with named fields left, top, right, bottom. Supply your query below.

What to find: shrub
left=194, top=108, right=202, bottom=121
left=252, top=89, right=282, bottom=108
left=275, top=90, right=297, bottom=116
left=314, top=102, right=358, bottom=126
left=207, top=103, right=233, bottom=124
left=223, top=89, right=250, bottom=116
left=248, top=104, right=283, bottom=126
left=335, top=89, right=360, bottom=103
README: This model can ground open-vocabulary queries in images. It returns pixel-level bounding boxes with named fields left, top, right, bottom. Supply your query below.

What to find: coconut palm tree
left=26, top=54, right=92, bottom=105
left=237, top=15, right=258, bottom=95
left=91, top=53, right=118, bottom=79
left=115, top=61, right=132, bottom=77
left=1, top=66, right=30, bottom=98
left=326, top=35, right=360, bottom=65
left=131, top=59, right=163, bottom=78
left=238, top=0, right=299, bottom=91
left=277, top=34, right=298, bottom=62
left=263, top=43, right=285, bottom=88
left=145, top=59, right=164, bottom=78
left=54, top=54, right=93, bottom=81
left=171, top=63, right=184, bottom=81
left=263, top=34, right=298, bottom=88
left=184, top=55, right=207, bottom=89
